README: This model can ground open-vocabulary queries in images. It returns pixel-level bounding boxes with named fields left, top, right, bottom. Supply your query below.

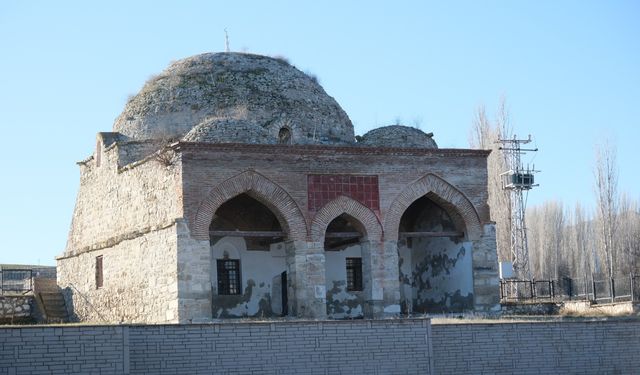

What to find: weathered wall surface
left=399, top=240, right=473, bottom=313
left=210, top=237, right=286, bottom=318
left=432, top=320, right=640, bottom=375
left=0, top=319, right=432, bottom=375
left=398, top=199, right=474, bottom=313
left=325, top=244, right=364, bottom=318
left=57, top=225, right=179, bottom=324
left=63, top=142, right=181, bottom=256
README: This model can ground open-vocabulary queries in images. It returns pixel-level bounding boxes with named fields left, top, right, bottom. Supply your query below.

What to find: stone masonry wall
left=57, top=225, right=179, bottom=324
left=63, top=140, right=181, bottom=256
left=0, top=296, right=32, bottom=320
left=432, top=320, right=640, bottom=374
left=0, top=319, right=432, bottom=375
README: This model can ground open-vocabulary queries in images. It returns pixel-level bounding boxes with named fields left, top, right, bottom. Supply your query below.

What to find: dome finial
left=224, top=28, right=230, bottom=52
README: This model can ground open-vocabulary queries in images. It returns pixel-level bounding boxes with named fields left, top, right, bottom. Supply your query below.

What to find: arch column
left=285, top=240, right=327, bottom=319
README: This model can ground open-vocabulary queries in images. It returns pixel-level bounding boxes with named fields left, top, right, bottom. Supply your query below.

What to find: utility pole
left=498, top=134, right=539, bottom=280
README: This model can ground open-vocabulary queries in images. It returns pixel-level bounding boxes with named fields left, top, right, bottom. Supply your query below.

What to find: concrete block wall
left=3, top=319, right=640, bottom=374
left=0, top=319, right=432, bottom=375
left=128, top=319, right=432, bottom=374
left=432, top=320, right=640, bottom=374
left=0, top=326, right=127, bottom=375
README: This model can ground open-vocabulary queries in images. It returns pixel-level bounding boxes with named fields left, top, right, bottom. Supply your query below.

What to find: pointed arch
left=384, top=173, right=482, bottom=241
left=192, top=170, right=307, bottom=241
left=311, top=195, right=383, bottom=242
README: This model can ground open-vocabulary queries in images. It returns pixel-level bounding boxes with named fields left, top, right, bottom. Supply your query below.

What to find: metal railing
left=500, top=274, right=640, bottom=304
left=0, top=269, right=33, bottom=294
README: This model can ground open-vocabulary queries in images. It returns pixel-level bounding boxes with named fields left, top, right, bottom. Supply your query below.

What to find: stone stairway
left=34, top=278, right=68, bottom=323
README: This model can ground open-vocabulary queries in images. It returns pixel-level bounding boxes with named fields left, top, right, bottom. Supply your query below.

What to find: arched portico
left=383, top=173, right=486, bottom=315
left=310, top=196, right=385, bottom=318
left=192, top=170, right=307, bottom=242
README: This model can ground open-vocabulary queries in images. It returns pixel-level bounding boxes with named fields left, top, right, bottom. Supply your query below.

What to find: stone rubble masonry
left=57, top=224, right=179, bottom=324
left=0, top=296, right=32, bottom=319
left=2, top=319, right=640, bottom=374
left=0, top=319, right=432, bottom=375
left=63, top=138, right=182, bottom=255
left=113, top=53, right=355, bottom=145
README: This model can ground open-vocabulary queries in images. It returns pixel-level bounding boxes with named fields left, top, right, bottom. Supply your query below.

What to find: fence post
left=531, top=278, right=536, bottom=300
left=592, top=273, right=597, bottom=303
left=610, top=278, right=615, bottom=303
left=584, top=274, right=589, bottom=301
left=631, top=274, right=635, bottom=303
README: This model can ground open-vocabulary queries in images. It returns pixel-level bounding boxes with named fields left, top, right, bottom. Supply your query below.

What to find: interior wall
left=210, top=237, right=286, bottom=318
left=398, top=197, right=474, bottom=314
left=325, top=244, right=364, bottom=319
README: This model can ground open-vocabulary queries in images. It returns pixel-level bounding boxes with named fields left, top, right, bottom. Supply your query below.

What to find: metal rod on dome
left=224, top=28, right=230, bottom=52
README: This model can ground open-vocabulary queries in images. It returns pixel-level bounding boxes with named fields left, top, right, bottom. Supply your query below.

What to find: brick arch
left=311, top=195, right=383, bottom=243
left=384, top=173, right=482, bottom=241
left=192, top=170, right=307, bottom=241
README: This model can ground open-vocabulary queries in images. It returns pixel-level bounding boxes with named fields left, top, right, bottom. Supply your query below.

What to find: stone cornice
left=173, top=142, right=491, bottom=158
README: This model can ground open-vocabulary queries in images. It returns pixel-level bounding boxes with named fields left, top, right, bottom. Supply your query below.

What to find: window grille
left=217, top=259, right=241, bottom=295
left=346, top=257, right=363, bottom=291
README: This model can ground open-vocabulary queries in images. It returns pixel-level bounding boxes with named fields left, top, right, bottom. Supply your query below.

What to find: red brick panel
left=308, top=174, right=379, bottom=213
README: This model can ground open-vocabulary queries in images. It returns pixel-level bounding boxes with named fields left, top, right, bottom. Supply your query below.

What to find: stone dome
left=113, top=52, right=354, bottom=145
left=358, top=125, right=438, bottom=149
left=183, top=118, right=274, bottom=144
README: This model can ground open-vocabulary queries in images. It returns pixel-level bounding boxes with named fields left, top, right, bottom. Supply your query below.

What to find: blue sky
left=1, top=1, right=638, bottom=265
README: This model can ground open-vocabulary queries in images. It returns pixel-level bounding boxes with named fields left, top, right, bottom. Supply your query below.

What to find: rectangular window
left=346, top=257, right=363, bottom=291
left=217, top=259, right=241, bottom=295
left=95, top=255, right=103, bottom=289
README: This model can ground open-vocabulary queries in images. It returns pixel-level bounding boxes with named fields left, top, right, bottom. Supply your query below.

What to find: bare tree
left=594, top=139, right=619, bottom=281
left=571, top=203, right=596, bottom=278
left=617, top=193, right=640, bottom=275
left=469, top=99, right=513, bottom=262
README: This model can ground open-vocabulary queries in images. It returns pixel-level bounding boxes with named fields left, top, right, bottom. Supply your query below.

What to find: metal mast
left=498, top=135, right=538, bottom=280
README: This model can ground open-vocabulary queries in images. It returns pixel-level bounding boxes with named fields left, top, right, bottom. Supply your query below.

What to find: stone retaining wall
left=0, top=296, right=32, bottom=320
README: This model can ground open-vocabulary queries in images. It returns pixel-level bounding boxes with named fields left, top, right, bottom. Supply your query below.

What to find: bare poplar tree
left=594, top=139, right=619, bottom=280
left=468, top=99, right=512, bottom=262
left=617, top=193, right=640, bottom=275
left=571, top=203, right=594, bottom=278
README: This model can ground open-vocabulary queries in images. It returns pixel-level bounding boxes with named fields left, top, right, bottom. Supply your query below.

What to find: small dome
left=358, top=125, right=438, bottom=148
left=113, top=52, right=354, bottom=145
left=183, top=118, right=274, bottom=144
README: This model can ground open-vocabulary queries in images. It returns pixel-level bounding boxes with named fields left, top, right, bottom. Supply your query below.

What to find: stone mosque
left=57, top=52, right=499, bottom=323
